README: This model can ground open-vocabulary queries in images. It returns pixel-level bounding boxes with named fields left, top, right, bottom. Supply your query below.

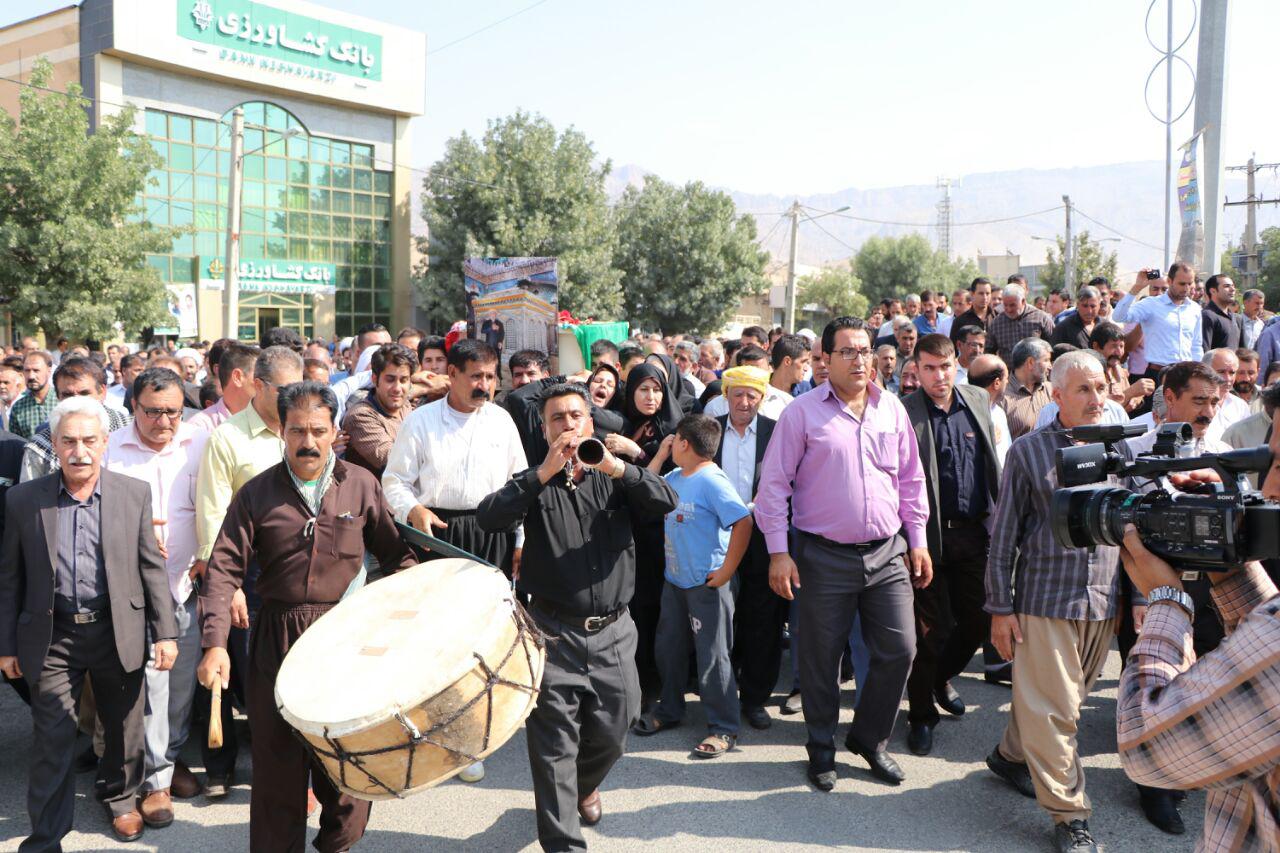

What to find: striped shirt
left=987, top=306, right=1055, bottom=367
left=1117, top=563, right=1280, bottom=852
left=985, top=419, right=1130, bottom=620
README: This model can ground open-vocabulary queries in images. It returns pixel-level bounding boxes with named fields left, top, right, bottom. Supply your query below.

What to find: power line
left=427, top=0, right=555, bottom=55
left=809, top=203, right=1066, bottom=228
left=1071, top=207, right=1165, bottom=251
left=800, top=213, right=858, bottom=254
left=754, top=215, right=787, bottom=247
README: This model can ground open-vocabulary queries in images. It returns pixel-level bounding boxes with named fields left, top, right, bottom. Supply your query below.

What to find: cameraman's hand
left=1118, top=525, right=1182, bottom=598
left=990, top=614, right=1022, bottom=661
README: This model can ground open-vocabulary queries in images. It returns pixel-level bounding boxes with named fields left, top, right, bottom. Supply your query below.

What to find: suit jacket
left=712, top=413, right=776, bottom=501
left=0, top=469, right=176, bottom=680
left=902, top=384, right=1001, bottom=563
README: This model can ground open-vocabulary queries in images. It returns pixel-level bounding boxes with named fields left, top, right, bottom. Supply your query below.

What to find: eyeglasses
left=141, top=407, right=183, bottom=421
left=834, top=347, right=875, bottom=361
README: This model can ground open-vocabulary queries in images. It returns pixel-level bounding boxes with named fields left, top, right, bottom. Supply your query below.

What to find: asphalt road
left=0, top=649, right=1200, bottom=852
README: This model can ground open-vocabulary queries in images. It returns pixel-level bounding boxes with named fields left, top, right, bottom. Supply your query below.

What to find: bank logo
left=207, top=258, right=225, bottom=277
left=191, top=0, right=214, bottom=32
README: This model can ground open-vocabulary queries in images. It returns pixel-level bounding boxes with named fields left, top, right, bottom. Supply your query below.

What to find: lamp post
left=784, top=205, right=851, bottom=332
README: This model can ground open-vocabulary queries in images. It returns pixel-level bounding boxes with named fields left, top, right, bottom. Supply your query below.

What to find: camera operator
left=1115, top=528, right=1280, bottom=852
left=984, top=350, right=1134, bottom=853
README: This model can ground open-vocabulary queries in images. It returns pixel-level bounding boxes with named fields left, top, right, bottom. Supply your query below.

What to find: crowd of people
left=0, top=264, right=1278, bottom=853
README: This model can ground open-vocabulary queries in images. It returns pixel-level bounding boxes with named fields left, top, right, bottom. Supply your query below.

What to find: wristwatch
left=1146, top=585, right=1194, bottom=618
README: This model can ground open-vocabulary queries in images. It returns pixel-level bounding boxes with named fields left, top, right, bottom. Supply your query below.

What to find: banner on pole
left=1176, top=132, right=1205, bottom=270
left=156, top=283, right=198, bottom=338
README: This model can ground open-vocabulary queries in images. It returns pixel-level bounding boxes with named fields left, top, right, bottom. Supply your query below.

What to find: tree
left=416, top=111, right=621, bottom=325
left=614, top=176, right=767, bottom=334
left=798, top=266, right=867, bottom=319
left=0, top=58, right=176, bottom=340
left=1038, top=230, right=1119, bottom=293
left=852, top=233, right=979, bottom=305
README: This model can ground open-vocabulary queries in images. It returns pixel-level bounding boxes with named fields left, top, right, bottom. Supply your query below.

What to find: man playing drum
left=478, top=383, right=678, bottom=851
left=196, top=381, right=415, bottom=853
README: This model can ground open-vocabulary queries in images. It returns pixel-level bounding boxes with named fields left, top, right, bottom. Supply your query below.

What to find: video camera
left=1050, top=422, right=1280, bottom=570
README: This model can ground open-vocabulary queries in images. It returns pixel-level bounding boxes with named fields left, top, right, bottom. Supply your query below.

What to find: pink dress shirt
left=186, top=398, right=231, bottom=434
left=754, top=380, right=928, bottom=554
left=104, top=421, right=210, bottom=605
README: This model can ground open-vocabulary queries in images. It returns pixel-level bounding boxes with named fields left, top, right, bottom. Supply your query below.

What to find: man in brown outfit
left=197, top=381, right=416, bottom=853
left=341, top=343, right=417, bottom=479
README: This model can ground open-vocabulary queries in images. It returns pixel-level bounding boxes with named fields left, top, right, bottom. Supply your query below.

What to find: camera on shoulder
left=1050, top=422, right=1280, bottom=570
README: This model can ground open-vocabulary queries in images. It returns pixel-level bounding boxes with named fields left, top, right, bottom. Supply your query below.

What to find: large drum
left=275, top=558, right=545, bottom=801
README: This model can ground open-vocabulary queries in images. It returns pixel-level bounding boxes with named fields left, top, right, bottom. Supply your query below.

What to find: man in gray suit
left=0, top=396, right=178, bottom=850
left=900, top=334, right=1001, bottom=756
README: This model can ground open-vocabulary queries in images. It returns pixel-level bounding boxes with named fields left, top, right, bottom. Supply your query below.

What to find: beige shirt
left=999, top=376, right=1053, bottom=440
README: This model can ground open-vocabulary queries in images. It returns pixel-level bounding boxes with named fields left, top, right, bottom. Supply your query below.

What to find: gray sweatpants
left=654, top=580, right=739, bottom=736
left=142, top=592, right=202, bottom=792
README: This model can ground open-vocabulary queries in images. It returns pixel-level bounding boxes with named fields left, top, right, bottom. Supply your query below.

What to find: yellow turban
left=721, top=365, right=770, bottom=397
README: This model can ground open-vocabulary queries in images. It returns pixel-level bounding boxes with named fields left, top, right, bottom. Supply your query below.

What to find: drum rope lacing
left=298, top=602, right=546, bottom=798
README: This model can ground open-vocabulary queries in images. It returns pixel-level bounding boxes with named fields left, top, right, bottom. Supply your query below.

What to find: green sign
left=180, top=0, right=382, bottom=82
left=204, top=257, right=337, bottom=294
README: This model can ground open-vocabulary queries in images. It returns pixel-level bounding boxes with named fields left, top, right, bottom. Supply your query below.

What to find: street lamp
left=223, top=107, right=302, bottom=339
left=784, top=205, right=851, bottom=332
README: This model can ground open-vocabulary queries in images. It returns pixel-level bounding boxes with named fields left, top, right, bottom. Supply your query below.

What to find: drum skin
left=274, top=559, right=545, bottom=800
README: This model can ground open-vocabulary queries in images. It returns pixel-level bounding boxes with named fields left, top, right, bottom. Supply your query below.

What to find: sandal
left=631, top=715, right=681, bottom=737
left=691, top=733, right=737, bottom=759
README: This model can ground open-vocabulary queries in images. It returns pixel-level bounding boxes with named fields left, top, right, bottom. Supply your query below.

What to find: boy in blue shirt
left=632, top=414, right=754, bottom=758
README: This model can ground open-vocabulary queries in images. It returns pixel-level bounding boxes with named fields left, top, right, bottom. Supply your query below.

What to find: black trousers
left=22, top=618, right=145, bottom=853
left=525, top=607, right=640, bottom=852
left=731, top=530, right=787, bottom=709
left=906, top=523, right=990, bottom=724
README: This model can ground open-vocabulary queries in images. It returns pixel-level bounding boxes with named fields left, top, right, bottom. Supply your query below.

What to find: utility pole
left=1163, top=0, right=1173, bottom=270
left=223, top=107, right=245, bottom=340
left=1225, top=157, right=1280, bottom=290
left=935, top=178, right=953, bottom=260
left=783, top=200, right=801, bottom=333
left=1062, top=194, right=1074, bottom=294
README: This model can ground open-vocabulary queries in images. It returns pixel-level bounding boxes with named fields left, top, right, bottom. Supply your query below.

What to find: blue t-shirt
left=662, top=465, right=751, bottom=589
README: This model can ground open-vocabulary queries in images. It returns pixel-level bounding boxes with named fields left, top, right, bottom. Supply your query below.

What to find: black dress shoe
left=1138, top=787, right=1186, bottom=835
left=907, top=721, right=934, bottom=755
left=934, top=682, right=965, bottom=716
left=743, top=705, right=772, bottom=730
left=807, top=764, right=836, bottom=792
left=985, top=746, right=1035, bottom=798
left=75, top=746, right=99, bottom=774
left=780, top=690, right=802, bottom=715
left=844, top=733, right=905, bottom=784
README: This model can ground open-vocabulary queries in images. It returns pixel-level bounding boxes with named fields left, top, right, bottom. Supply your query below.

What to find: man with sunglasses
left=104, top=368, right=210, bottom=825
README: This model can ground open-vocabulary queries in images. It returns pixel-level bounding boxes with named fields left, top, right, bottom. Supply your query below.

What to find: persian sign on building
left=464, top=257, right=559, bottom=359
left=200, top=258, right=338, bottom=295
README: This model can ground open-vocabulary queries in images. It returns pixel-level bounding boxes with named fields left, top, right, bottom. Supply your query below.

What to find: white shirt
left=1112, top=292, right=1203, bottom=365
left=989, top=404, right=1011, bottom=466
left=720, top=416, right=758, bottom=506
left=1035, top=397, right=1131, bottom=429
left=104, top=384, right=129, bottom=416
left=702, top=386, right=791, bottom=421
left=1126, top=428, right=1230, bottom=457
left=956, top=366, right=968, bottom=385
left=1205, top=393, right=1251, bottom=445
left=682, top=370, right=706, bottom=397
left=382, top=398, right=528, bottom=522
left=1243, top=314, right=1266, bottom=350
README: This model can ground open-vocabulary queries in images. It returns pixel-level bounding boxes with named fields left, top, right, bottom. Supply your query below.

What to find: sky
left=4, top=0, right=1279, bottom=197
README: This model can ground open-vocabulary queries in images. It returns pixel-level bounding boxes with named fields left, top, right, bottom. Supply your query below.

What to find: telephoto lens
left=575, top=437, right=606, bottom=466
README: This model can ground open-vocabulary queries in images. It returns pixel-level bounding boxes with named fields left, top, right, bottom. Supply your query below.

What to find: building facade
left=1, top=0, right=425, bottom=342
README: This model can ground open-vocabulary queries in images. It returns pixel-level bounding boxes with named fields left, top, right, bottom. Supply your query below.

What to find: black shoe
left=1053, top=819, right=1097, bottom=852
left=75, top=746, right=99, bottom=774
left=907, top=721, right=934, bottom=755
left=807, top=764, right=836, bottom=792
left=780, top=690, right=802, bottom=715
left=934, top=682, right=965, bottom=716
left=1138, top=787, right=1186, bottom=835
left=985, top=746, right=1035, bottom=798
left=743, top=705, right=772, bottom=730
left=844, top=733, right=905, bottom=785
left=983, top=672, right=1012, bottom=686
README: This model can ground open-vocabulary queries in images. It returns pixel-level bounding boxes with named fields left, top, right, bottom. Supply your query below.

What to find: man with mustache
left=1088, top=324, right=1153, bottom=415
left=1230, top=348, right=1262, bottom=411
left=1202, top=348, right=1250, bottom=444
left=197, top=382, right=415, bottom=853
left=10, top=350, right=57, bottom=439
left=382, top=339, right=528, bottom=784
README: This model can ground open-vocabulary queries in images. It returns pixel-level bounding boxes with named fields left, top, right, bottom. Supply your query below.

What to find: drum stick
left=208, top=680, right=224, bottom=749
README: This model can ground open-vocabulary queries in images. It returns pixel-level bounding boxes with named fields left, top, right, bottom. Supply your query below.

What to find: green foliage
left=1038, top=230, right=1119, bottom=293
left=416, top=111, right=621, bottom=324
left=852, top=233, right=979, bottom=305
left=614, top=176, right=767, bottom=334
left=798, top=266, right=867, bottom=319
left=1223, top=228, right=1280, bottom=308
left=0, top=59, right=176, bottom=340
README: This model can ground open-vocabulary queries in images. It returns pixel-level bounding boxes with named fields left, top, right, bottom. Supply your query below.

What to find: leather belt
left=58, top=609, right=107, bottom=625
left=531, top=601, right=625, bottom=633
left=798, top=529, right=890, bottom=552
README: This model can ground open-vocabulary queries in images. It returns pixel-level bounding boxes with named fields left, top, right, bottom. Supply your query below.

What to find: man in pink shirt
left=755, top=316, right=931, bottom=792
left=104, top=368, right=210, bottom=825
left=187, top=343, right=258, bottom=434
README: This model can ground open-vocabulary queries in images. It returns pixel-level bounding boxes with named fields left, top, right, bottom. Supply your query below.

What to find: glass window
left=264, top=103, right=287, bottom=129
left=243, top=155, right=265, bottom=181
left=243, top=127, right=264, bottom=153
left=331, top=216, right=352, bottom=239
left=242, top=180, right=265, bottom=208
left=287, top=187, right=309, bottom=210
left=242, top=207, right=265, bottom=233
left=336, top=290, right=352, bottom=315
left=331, top=241, right=351, bottom=263
left=195, top=147, right=218, bottom=174
left=374, top=243, right=390, bottom=267
left=374, top=171, right=391, bottom=194
left=331, top=141, right=350, bottom=165
left=351, top=242, right=371, bottom=265
left=288, top=160, right=309, bottom=185
left=353, top=193, right=372, bottom=216
left=171, top=203, right=194, bottom=227
left=309, top=137, right=330, bottom=163
left=331, top=191, right=351, bottom=213
left=169, top=116, right=192, bottom=143
left=353, top=219, right=373, bottom=241
left=264, top=132, right=286, bottom=157
left=146, top=254, right=170, bottom=281
left=145, top=111, right=168, bottom=138
left=289, top=237, right=307, bottom=260
left=194, top=118, right=217, bottom=147
left=374, top=289, right=392, bottom=313
left=309, top=213, right=329, bottom=236
left=372, top=266, right=389, bottom=291
left=145, top=198, right=168, bottom=224
left=146, top=170, right=168, bottom=196
left=173, top=257, right=198, bottom=282
left=265, top=157, right=286, bottom=183
left=287, top=135, right=309, bottom=160
left=196, top=231, right=220, bottom=258
left=352, top=143, right=373, bottom=167
left=373, top=197, right=391, bottom=219
left=309, top=188, right=330, bottom=211
left=170, top=173, right=194, bottom=199
left=169, top=143, right=194, bottom=172
left=374, top=220, right=389, bottom=242
left=242, top=234, right=265, bottom=258
left=266, top=236, right=288, bottom=259
left=331, top=166, right=352, bottom=188
left=149, top=139, right=167, bottom=160
left=288, top=211, right=310, bottom=235
left=195, top=203, right=219, bottom=230
left=355, top=291, right=373, bottom=313
left=265, top=182, right=287, bottom=209
left=172, top=232, right=194, bottom=255
left=309, top=240, right=330, bottom=262
left=216, top=150, right=230, bottom=176
left=196, top=175, right=219, bottom=202
left=244, top=102, right=266, bottom=127
left=266, top=210, right=287, bottom=235
left=353, top=169, right=372, bottom=192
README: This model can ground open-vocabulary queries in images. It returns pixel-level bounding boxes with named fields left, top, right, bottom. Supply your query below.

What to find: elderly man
left=874, top=344, right=899, bottom=393
left=709, top=367, right=780, bottom=729
left=892, top=316, right=919, bottom=377
left=198, top=382, right=415, bottom=853
left=1050, top=286, right=1102, bottom=350
left=987, top=284, right=1055, bottom=368
left=104, top=369, right=210, bottom=823
left=1200, top=273, right=1242, bottom=351
left=698, top=338, right=725, bottom=380
left=20, top=357, right=132, bottom=483
left=1203, top=348, right=1250, bottom=443
left=1113, top=265, right=1203, bottom=383
left=985, top=350, right=1132, bottom=853
left=0, top=397, right=177, bottom=848
left=671, top=341, right=706, bottom=396
left=1240, top=288, right=1266, bottom=349
left=187, top=343, right=258, bottom=434
left=966, top=354, right=1011, bottom=465
left=10, top=350, right=57, bottom=439
left=999, top=338, right=1054, bottom=440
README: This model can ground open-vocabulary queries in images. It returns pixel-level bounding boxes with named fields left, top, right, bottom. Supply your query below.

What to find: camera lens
left=1051, top=486, right=1138, bottom=550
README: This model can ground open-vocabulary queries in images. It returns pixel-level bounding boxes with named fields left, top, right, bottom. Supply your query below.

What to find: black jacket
left=1202, top=302, right=1244, bottom=351
left=711, top=413, right=776, bottom=501
left=504, top=376, right=626, bottom=466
